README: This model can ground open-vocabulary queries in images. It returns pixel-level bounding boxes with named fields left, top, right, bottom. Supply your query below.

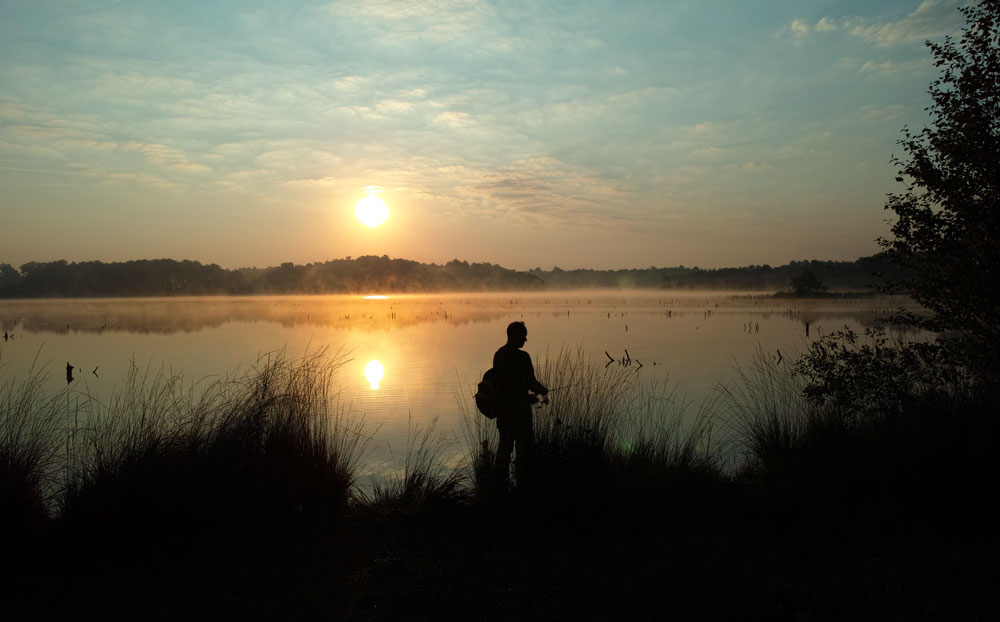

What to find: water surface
left=0, top=291, right=909, bottom=476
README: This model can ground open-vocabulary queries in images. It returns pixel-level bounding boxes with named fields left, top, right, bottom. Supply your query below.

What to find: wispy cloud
left=860, top=58, right=930, bottom=77
left=445, top=157, right=632, bottom=228
left=0, top=165, right=92, bottom=175
left=790, top=2, right=962, bottom=48
left=815, top=17, right=838, bottom=32
left=855, top=104, right=906, bottom=123
left=782, top=16, right=841, bottom=43
left=849, top=0, right=964, bottom=47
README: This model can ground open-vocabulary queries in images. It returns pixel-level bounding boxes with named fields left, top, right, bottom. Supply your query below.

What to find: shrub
left=792, top=327, right=971, bottom=416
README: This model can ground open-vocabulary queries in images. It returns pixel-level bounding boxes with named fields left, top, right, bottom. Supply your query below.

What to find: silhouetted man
left=493, top=321, right=548, bottom=485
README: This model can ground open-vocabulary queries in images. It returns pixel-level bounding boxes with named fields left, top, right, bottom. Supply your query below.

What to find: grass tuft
left=0, top=361, right=65, bottom=534
left=365, top=417, right=468, bottom=512
left=58, top=349, right=368, bottom=542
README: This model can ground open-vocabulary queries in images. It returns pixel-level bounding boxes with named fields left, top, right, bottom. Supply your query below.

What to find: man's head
left=506, top=321, right=527, bottom=347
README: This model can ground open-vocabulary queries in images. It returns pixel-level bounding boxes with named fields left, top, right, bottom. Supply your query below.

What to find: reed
left=0, top=361, right=66, bottom=534
left=58, top=349, right=369, bottom=539
left=718, top=344, right=999, bottom=535
left=463, top=348, right=725, bottom=516
left=3, top=342, right=997, bottom=620
left=364, top=417, right=467, bottom=512
left=2, top=338, right=993, bottom=543
left=716, top=345, right=813, bottom=479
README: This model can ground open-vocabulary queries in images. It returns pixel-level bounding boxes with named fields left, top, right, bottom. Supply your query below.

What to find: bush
left=792, top=327, right=972, bottom=416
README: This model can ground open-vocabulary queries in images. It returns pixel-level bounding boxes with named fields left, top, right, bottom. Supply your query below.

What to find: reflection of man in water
left=493, top=321, right=548, bottom=484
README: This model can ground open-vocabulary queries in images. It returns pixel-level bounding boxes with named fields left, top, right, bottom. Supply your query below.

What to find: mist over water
left=0, top=291, right=913, bottom=477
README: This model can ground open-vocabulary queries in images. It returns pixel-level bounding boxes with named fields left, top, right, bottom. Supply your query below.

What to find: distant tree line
left=0, top=257, right=544, bottom=297
left=533, top=256, right=905, bottom=291
left=0, top=255, right=903, bottom=298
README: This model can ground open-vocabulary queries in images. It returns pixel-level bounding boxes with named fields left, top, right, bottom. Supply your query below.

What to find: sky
left=0, top=0, right=968, bottom=270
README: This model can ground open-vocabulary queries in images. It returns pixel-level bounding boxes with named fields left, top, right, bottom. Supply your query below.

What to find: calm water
left=0, top=292, right=908, bottom=477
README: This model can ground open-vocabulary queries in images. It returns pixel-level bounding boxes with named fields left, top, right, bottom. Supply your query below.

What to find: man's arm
left=523, top=352, right=548, bottom=395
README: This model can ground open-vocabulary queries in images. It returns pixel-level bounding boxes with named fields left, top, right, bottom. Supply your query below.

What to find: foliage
left=789, top=269, right=828, bottom=296
left=792, top=327, right=969, bottom=416
left=879, top=0, right=1000, bottom=378
left=725, top=346, right=997, bottom=546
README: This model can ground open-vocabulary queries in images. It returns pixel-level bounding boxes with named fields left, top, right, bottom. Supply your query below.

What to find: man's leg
left=513, top=410, right=535, bottom=485
left=495, top=415, right=514, bottom=485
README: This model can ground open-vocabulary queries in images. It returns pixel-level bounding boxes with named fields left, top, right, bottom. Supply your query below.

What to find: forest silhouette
left=0, top=254, right=904, bottom=298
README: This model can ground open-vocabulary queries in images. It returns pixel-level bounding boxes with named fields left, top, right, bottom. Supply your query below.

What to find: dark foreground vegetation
left=0, top=254, right=902, bottom=298
left=1, top=347, right=997, bottom=621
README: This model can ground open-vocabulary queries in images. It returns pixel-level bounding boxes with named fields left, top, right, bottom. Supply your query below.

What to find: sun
left=355, top=191, right=389, bottom=228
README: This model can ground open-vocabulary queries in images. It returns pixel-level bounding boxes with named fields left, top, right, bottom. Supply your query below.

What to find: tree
left=880, top=0, right=1000, bottom=376
left=0, top=263, right=19, bottom=292
left=789, top=270, right=828, bottom=296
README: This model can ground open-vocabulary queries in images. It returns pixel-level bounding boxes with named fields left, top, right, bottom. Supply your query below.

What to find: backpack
left=474, top=368, right=498, bottom=419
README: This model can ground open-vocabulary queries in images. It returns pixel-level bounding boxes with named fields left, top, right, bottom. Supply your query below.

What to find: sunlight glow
left=355, top=190, right=389, bottom=228
left=364, top=359, right=385, bottom=390
left=363, top=295, right=388, bottom=299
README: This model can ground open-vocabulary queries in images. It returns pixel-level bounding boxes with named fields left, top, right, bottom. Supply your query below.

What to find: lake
left=0, top=292, right=909, bottom=479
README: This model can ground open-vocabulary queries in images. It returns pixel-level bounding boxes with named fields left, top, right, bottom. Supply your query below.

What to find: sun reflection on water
left=364, top=359, right=385, bottom=389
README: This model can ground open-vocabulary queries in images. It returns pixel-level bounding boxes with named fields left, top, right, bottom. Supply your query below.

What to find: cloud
left=792, top=2, right=961, bottom=47
left=859, top=58, right=928, bottom=77
left=789, top=18, right=810, bottom=44
left=0, top=164, right=92, bottom=176
left=97, top=171, right=184, bottom=192
left=446, top=157, right=632, bottom=228
left=784, top=16, right=838, bottom=43
left=121, top=141, right=212, bottom=173
left=325, top=0, right=497, bottom=44
left=333, top=76, right=368, bottom=92
left=693, top=146, right=721, bottom=157
left=835, top=56, right=931, bottom=78
left=815, top=17, right=838, bottom=32
left=850, top=0, right=963, bottom=47
left=433, top=110, right=476, bottom=129
left=855, top=104, right=906, bottom=123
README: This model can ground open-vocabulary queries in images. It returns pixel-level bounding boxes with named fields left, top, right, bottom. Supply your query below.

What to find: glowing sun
left=355, top=191, right=389, bottom=227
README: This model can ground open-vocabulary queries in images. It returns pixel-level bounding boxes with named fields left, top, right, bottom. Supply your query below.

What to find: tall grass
left=58, top=350, right=369, bottom=539
left=718, top=345, right=1000, bottom=535
left=717, top=345, right=815, bottom=479
left=0, top=362, right=66, bottom=533
left=4, top=338, right=994, bottom=548
left=363, top=417, right=467, bottom=512
left=463, top=348, right=723, bottom=515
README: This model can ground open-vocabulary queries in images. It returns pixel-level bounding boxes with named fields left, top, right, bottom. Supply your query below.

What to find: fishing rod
left=531, top=383, right=574, bottom=407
